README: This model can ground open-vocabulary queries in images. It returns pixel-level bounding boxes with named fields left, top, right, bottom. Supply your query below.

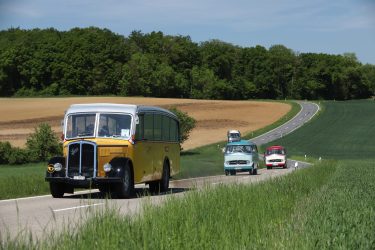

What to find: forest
left=0, top=27, right=374, bottom=100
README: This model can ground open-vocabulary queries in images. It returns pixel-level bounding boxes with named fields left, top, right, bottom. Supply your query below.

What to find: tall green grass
left=6, top=159, right=374, bottom=249
left=280, top=160, right=375, bottom=249
left=0, top=161, right=332, bottom=249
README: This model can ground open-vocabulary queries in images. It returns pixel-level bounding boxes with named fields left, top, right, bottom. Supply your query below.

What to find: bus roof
left=226, top=140, right=256, bottom=146
left=65, top=103, right=178, bottom=119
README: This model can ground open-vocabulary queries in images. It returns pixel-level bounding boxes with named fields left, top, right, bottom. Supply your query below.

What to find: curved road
left=253, top=101, right=319, bottom=169
left=0, top=101, right=320, bottom=240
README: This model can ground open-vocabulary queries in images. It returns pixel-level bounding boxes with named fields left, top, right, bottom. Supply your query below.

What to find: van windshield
left=226, top=145, right=253, bottom=154
left=266, top=148, right=285, bottom=155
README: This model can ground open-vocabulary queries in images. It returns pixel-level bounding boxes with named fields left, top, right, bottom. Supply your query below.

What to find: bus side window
left=144, top=114, right=154, bottom=140
left=154, top=114, right=162, bottom=141
left=135, top=115, right=144, bottom=140
left=170, top=119, right=178, bottom=142
left=162, top=116, right=170, bottom=141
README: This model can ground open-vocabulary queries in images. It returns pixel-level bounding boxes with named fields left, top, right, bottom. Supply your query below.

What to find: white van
left=227, top=130, right=241, bottom=142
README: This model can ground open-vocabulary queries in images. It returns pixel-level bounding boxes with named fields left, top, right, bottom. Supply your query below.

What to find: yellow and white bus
left=45, top=103, right=180, bottom=198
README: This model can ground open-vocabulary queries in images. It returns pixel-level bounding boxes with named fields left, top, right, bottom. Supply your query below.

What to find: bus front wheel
left=50, top=182, right=65, bottom=198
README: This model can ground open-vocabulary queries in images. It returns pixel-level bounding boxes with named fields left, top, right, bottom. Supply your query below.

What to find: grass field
left=3, top=100, right=375, bottom=249
left=0, top=163, right=49, bottom=199
left=263, top=100, right=375, bottom=160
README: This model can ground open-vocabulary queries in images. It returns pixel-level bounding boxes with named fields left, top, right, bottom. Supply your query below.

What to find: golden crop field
left=0, top=97, right=290, bottom=150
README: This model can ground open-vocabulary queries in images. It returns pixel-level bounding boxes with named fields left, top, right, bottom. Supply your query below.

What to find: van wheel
left=267, top=166, right=272, bottom=170
left=225, top=170, right=229, bottom=176
left=117, top=162, right=134, bottom=198
left=50, top=182, right=65, bottom=198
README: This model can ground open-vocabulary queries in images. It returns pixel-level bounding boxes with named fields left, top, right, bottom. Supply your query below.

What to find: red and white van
left=264, top=145, right=287, bottom=169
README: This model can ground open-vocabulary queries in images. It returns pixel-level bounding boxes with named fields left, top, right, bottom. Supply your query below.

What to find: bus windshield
left=65, top=113, right=132, bottom=139
left=66, top=113, right=96, bottom=138
left=98, top=113, right=132, bottom=138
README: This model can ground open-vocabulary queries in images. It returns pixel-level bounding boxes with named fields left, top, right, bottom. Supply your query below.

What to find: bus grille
left=67, top=142, right=96, bottom=178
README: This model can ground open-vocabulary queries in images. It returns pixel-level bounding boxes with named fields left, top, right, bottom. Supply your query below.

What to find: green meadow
left=264, top=100, right=375, bottom=160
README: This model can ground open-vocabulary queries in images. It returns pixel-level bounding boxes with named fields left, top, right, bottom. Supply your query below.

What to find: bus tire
left=99, top=184, right=112, bottom=194
left=117, top=162, right=134, bottom=198
left=50, top=182, right=65, bottom=198
left=160, top=161, right=170, bottom=192
left=149, top=160, right=170, bottom=193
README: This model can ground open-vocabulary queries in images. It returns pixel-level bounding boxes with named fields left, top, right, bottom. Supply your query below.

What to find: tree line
left=1, top=27, right=374, bottom=100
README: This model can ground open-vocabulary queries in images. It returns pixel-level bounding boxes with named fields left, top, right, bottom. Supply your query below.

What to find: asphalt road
left=0, top=101, right=319, bottom=240
left=252, top=101, right=319, bottom=146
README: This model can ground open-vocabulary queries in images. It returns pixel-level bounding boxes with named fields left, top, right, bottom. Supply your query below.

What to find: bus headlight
left=103, top=163, right=112, bottom=173
left=54, top=163, right=63, bottom=171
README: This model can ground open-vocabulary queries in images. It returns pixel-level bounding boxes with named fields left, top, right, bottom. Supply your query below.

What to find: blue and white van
left=224, top=140, right=259, bottom=175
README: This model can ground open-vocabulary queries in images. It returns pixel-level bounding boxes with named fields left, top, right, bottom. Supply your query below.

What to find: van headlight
left=103, top=163, right=112, bottom=173
left=54, top=163, right=63, bottom=171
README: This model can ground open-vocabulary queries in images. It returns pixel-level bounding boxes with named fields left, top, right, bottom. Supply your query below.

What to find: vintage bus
left=45, top=103, right=180, bottom=198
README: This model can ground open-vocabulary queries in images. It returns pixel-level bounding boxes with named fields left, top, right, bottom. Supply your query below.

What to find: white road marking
left=0, top=194, right=52, bottom=203
left=0, top=190, right=100, bottom=203
left=53, top=202, right=104, bottom=212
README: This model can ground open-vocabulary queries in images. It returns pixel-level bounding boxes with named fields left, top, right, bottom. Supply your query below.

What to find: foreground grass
left=4, top=160, right=374, bottom=249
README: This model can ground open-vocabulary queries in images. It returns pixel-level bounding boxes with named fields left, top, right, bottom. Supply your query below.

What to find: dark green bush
left=26, top=123, right=62, bottom=162
left=0, top=141, right=12, bottom=164
left=169, top=107, right=196, bottom=149
left=0, top=141, right=30, bottom=165
left=7, top=147, right=30, bottom=164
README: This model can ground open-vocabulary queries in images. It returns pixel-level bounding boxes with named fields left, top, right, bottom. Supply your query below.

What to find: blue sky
left=1, top=0, right=374, bottom=64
